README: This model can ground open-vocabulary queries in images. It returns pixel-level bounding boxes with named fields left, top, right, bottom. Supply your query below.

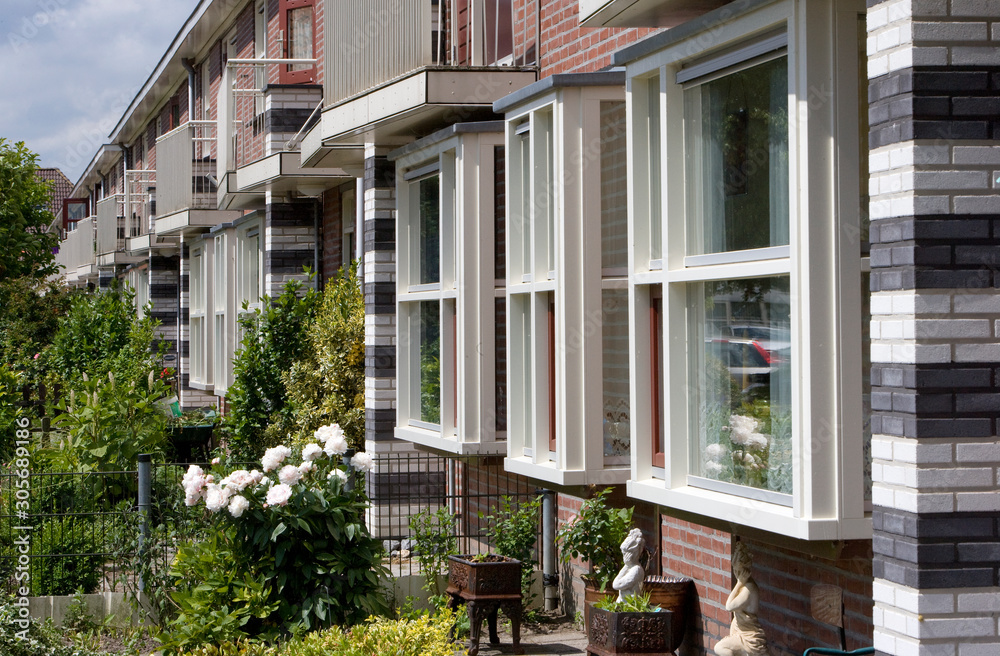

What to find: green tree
left=225, top=277, right=320, bottom=461
left=0, top=277, right=78, bottom=378
left=0, top=139, right=59, bottom=280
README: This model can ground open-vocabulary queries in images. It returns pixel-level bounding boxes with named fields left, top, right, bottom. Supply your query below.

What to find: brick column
left=868, top=2, right=1000, bottom=653
left=362, top=145, right=399, bottom=452
left=264, top=199, right=318, bottom=297
left=149, top=252, right=180, bottom=376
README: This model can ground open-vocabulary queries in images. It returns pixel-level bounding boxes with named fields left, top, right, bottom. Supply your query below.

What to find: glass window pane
left=602, top=289, right=630, bottom=458
left=288, top=6, right=313, bottom=70
left=420, top=300, right=441, bottom=424
left=685, top=56, right=789, bottom=255
left=519, top=132, right=531, bottom=273
left=419, top=176, right=440, bottom=285
left=690, top=275, right=792, bottom=494
left=648, top=74, right=662, bottom=262
left=601, top=101, right=628, bottom=270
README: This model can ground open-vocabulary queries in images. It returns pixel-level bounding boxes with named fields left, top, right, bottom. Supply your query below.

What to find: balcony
left=301, top=0, right=538, bottom=169
left=55, top=216, right=97, bottom=285
left=155, top=121, right=241, bottom=233
left=125, top=170, right=156, bottom=253
left=95, top=193, right=144, bottom=266
left=578, top=0, right=729, bottom=28
left=217, top=60, right=349, bottom=210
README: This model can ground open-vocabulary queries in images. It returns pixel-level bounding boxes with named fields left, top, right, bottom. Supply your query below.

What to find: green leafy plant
left=0, top=364, right=21, bottom=464
left=0, top=595, right=100, bottom=656
left=0, top=277, right=77, bottom=382
left=0, top=139, right=60, bottom=280
left=483, top=496, right=541, bottom=607
left=31, top=518, right=105, bottom=596
left=45, top=371, right=170, bottom=487
left=276, top=609, right=466, bottom=656
left=556, top=487, right=633, bottom=592
left=280, top=264, right=366, bottom=451
left=225, top=278, right=320, bottom=461
left=408, top=506, right=458, bottom=597
left=593, top=591, right=659, bottom=613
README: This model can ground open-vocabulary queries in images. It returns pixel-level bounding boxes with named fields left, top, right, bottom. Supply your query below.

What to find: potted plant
left=167, top=408, right=218, bottom=462
left=557, top=487, right=633, bottom=609
left=588, top=592, right=676, bottom=656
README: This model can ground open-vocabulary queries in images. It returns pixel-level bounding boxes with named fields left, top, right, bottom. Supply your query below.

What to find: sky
left=0, top=0, right=199, bottom=185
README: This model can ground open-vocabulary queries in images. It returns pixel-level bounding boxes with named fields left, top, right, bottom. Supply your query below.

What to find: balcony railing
left=125, top=169, right=156, bottom=240
left=155, top=121, right=218, bottom=217
left=56, top=216, right=96, bottom=273
left=96, top=195, right=125, bottom=256
left=325, top=0, right=536, bottom=106
left=218, top=59, right=317, bottom=174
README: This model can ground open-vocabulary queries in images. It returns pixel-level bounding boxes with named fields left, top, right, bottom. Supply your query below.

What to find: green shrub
left=484, top=496, right=541, bottom=607
left=46, top=283, right=164, bottom=391
left=225, top=278, right=320, bottom=461
left=0, top=596, right=99, bottom=656
left=31, top=518, right=105, bottom=595
left=0, top=277, right=77, bottom=382
left=556, top=487, right=633, bottom=593
left=277, top=610, right=466, bottom=656
left=44, top=371, right=170, bottom=485
left=0, top=364, right=22, bottom=463
left=280, top=265, right=366, bottom=451
left=408, top=506, right=457, bottom=597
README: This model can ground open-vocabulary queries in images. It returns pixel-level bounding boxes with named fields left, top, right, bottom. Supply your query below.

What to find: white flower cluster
left=180, top=423, right=376, bottom=518
left=704, top=414, right=770, bottom=475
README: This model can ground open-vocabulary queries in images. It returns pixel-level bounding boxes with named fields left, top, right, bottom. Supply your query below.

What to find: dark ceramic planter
left=446, top=555, right=524, bottom=656
left=586, top=604, right=676, bottom=656
left=168, top=425, right=214, bottom=462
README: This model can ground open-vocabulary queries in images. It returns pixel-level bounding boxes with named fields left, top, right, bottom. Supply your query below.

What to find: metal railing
left=125, top=169, right=156, bottom=240
left=55, top=216, right=96, bottom=272
left=325, top=0, right=537, bottom=105
left=155, top=121, right=218, bottom=217
left=96, top=194, right=125, bottom=255
left=218, top=58, right=317, bottom=173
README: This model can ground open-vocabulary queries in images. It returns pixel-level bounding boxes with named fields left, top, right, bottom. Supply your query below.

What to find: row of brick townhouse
left=55, top=0, right=1000, bottom=653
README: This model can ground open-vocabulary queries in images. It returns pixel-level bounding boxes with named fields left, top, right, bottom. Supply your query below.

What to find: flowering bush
left=161, top=424, right=388, bottom=652
left=703, top=408, right=792, bottom=493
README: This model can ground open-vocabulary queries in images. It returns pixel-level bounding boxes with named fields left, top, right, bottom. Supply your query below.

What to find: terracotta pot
left=587, top=604, right=675, bottom=656
left=643, top=576, right=692, bottom=652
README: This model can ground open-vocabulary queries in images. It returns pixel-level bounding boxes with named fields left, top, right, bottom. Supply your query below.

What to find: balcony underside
left=301, top=67, right=537, bottom=168
left=503, top=456, right=630, bottom=489
left=394, top=426, right=506, bottom=457
left=64, top=264, right=98, bottom=286
left=219, top=152, right=350, bottom=210
left=579, top=0, right=731, bottom=27
left=97, top=252, right=145, bottom=267
left=156, top=208, right=244, bottom=236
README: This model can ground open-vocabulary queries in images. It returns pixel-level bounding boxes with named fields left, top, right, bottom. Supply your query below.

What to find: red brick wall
left=321, top=185, right=342, bottom=282
left=535, top=0, right=658, bottom=78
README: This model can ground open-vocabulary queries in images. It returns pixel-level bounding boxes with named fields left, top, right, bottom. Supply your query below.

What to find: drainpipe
left=314, top=197, right=322, bottom=291
left=540, top=488, right=559, bottom=612
left=182, top=58, right=196, bottom=120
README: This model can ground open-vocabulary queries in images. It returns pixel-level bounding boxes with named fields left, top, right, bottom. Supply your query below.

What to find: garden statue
left=715, top=542, right=771, bottom=656
left=612, top=528, right=645, bottom=602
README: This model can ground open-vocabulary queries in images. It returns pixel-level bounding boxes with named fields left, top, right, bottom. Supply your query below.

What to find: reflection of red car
left=726, top=325, right=791, bottom=362
left=706, top=337, right=790, bottom=398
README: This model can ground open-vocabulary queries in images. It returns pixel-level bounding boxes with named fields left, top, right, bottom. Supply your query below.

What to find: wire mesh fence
left=1, top=451, right=543, bottom=597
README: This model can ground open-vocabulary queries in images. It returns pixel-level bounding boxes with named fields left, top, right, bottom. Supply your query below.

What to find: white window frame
left=341, top=187, right=356, bottom=269
left=128, top=267, right=150, bottom=318
left=394, top=127, right=506, bottom=455
left=624, top=0, right=869, bottom=540
left=189, top=241, right=214, bottom=390
left=500, top=79, right=632, bottom=487
left=212, top=228, right=237, bottom=395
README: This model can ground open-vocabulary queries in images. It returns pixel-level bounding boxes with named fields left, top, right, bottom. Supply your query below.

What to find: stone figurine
left=715, top=542, right=771, bottom=656
left=612, top=527, right=645, bottom=602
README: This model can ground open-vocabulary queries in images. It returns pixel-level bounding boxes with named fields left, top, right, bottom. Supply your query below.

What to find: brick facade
left=868, top=0, right=1000, bottom=652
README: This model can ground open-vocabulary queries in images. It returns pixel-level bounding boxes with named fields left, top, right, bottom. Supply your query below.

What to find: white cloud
left=0, top=0, right=198, bottom=182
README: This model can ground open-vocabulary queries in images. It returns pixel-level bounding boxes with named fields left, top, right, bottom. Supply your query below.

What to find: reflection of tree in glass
left=420, top=301, right=441, bottom=424
left=419, top=176, right=440, bottom=285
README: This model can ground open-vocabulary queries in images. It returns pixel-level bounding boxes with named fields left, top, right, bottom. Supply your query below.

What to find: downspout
left=541, top=488, right=558, bottom=612
left=314, top=197, right=322, bottom=291
left=182, top=58, right=197, bottom=120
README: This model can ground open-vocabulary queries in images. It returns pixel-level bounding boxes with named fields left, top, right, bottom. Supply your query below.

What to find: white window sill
left=394, top=426, right=506, bottom=456
left=188, top=381, right=214, bottom=392
left=626, top=478, right=872, bottom=541
left=503, top=455, right=630, bottom=487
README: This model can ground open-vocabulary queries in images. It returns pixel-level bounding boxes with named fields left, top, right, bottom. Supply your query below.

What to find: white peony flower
left=313, top=424, right=335, bottom=443
left=249, top=470, right=263, bottom=484
left=266, top=483, right=294, bottom=507
left=204, top=485, right=227, bottom=512
left=211, top=457, right=221, bottom=465
left=705, top=444, right=727, bottom=461
left=301, top=443, right=323, bottom=461
left=262, top=445, right=292, bottom=472
left=728, top=415, right=757, bottom=446
left=228, top=496, right=250, bottom=518
left=746, top=433, right=769, bottom=451
left=327, top=468, right=348, bottom=483
left=222, top=470, right=255, bottom=492
left=350, top=452, right=375, bottom=473
left=323, top=433, right=349, bottom=457
left=704, top=461, right=724, bottom=474
left=278, top=464, right=302, bottom=486
left=298, top=461, right=315, bottom=476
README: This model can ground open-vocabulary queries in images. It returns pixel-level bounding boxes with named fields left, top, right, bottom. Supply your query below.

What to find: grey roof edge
left=388, top=121, right=506, bottom=162
left=612, top=0, right=781, bottom=67
left=493, top=71, right=626, bottom=114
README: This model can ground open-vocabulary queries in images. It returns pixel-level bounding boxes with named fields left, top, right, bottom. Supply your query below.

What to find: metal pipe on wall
left=541, top=488, right=559, bottom=612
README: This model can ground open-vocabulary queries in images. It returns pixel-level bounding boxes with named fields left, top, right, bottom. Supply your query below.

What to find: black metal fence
left=1, top=452, right=543, bottom=596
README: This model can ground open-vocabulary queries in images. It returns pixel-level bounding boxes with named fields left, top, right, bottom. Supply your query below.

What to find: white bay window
left=393, top=123, right=506, bottom=454
left=496, top=73, right=632, bottom=486
left=189, top=241, right=213, bottom=389
left=623, top=0, right=869, bottom=539
left=210, top=226, right=237, bottom=395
